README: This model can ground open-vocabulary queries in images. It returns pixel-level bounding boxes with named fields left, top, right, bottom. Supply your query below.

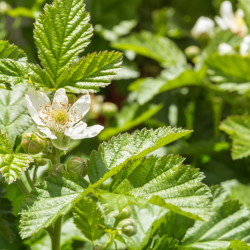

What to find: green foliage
left=181, top=187, right=250, bottom=249
left=112, top=31, right=186, bottom=67
left=34, top=0, right=93, bottom=86
left=220, top=116, right=250, bottom=159
left=99, top=103, right=162, bottom=140
left=20, top=173, right=88, bottom=239
left=107, top=155, right=211, bottom=220
left=0, top=84, right=34, bottom=144
left=73, top=197, right=104, bottom=241
left=206, top=53, right=250, bottom=83
left=0, top=41, right=27, bottom=61
left=57, top=51, right=122, bottom=93
left=0, top=130, right=33, bottom=184
left=130, top=66, right=206, bottom=105
left=88, top=127, right=191, bottom=183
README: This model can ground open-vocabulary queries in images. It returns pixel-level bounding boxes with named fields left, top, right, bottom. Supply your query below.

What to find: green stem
left=25, top=170, right=35, bottom=190
left=49, top=146, right=62, bottom=250
left=50, top=216, right=62, bottom=250
left=17, top=179, right=29, bottom=195
left=33, top=163, right=39, bottom=185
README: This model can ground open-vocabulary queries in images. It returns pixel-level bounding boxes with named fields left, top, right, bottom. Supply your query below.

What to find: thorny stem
left=48, top=146, right=63, bottom=250
left=25, top=170, right=35, bottom=190
left=50, top=216, right=63, bottom=250
left=33, top=163, right=39, bottom=185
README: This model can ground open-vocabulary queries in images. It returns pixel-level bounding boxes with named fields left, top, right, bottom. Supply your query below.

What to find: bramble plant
left=1, top=0, right=250, bottom=250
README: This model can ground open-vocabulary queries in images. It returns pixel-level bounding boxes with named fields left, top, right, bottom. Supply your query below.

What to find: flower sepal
left=51, top=133, right=71, bottom=151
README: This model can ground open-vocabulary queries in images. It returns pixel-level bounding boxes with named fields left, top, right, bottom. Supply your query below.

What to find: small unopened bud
left=102, top=102, right=118, bottom=118
left=115, top=206, right=132, bottom=221
left=184, top=46, right=201, bottom=59
left=67, top=157, right=87, bottom=176
left=119, top=218, right=137, bottom=237
left=21, top=133, right=47, bottom=154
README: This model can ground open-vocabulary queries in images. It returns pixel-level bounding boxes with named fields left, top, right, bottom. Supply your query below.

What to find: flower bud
left=67, top=157, right=87, bottom=176
left=119, top=218, right=137, bottom=237
left=101, top=102, right=118, bottom=119
left=184, top=46, right=201, bottom=59
left=21, top=133, right=47, bottom=154
left=115, top=206, right=132, bottom=221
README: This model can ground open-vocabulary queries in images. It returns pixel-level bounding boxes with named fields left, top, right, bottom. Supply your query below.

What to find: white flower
left=218, top=43, right=234, bottom=55
left=240, top=35, right=250, bottom=55
left=191, top=16, right=215, bottom=38
left=25, top=88, right=104, bottom=141
left=215, top=1, right=248, bottom=36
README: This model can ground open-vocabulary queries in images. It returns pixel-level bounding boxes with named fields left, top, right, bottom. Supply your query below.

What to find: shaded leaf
left=73, top=197, right=104, bottom=241
left=0, top=84, right=34, bottom=144
left=130, top=66, right=206, bottom=105
left=112, top=31, right=186, bottom=68
left=220, top=115, right=250, bottom=159
left=99, top=103, right=162, bottom=140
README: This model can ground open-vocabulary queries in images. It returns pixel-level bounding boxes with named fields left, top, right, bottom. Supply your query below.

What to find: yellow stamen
left=51, top=108, right=70, bottom=125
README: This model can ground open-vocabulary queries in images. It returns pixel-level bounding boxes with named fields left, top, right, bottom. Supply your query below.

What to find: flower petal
left=215, top=16, right=228, bottom=30
left=25, top=88, right=51, bottom=126
left=52, top=88, right=68, bottom=110
left=65, top=121, right=103, bottom=139
left=69, top=94, right=91, bottom=122
left=38, top=126, right=57, bottom=139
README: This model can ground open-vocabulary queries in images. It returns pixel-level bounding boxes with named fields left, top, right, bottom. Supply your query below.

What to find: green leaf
left=206, top=53, right=250, bottom=83
left=220, top=115, right=250, bottom=159
left=112, top=31, right=186, bottom=68
left=229, top=240, right=250, bottom=250
left=73, top=197, right=104, bottom=241
left=182, top=187, right=250, bottom=249
left=115, top=205, right=167, bottom=249
left=99, top=103, right=162, bottom=140
left=222, top=180, right=250, bottom=208
left=152, top=236, right=181, bottom=250
left=0, top=184, right=16, bottom=243
left=19, top=173, right=88, bottom=239
left=108, top=155, right=211, bottom=221
left=0, top=41, right=27, bottom=61
left=88, top=127, right=192, bottom=183
left=0, top=84, right=34, bottom=144
left=0, top=130, right=33, bottom=184
left=34, top=0, right=93, bottom=86
left=130, top=66, right=206, bottom=105
left=0, top=59, right=30, bottom=86
left=57, top=51, right=122, bottom=93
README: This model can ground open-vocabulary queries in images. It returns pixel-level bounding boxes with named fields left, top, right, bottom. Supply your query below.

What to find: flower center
left=51, top=108, right=70, bottom=125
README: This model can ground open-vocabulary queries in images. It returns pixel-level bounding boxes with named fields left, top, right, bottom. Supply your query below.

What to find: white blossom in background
left=240, top=35, right=250, bottom=55
left=215, top=1, right=248, bottom=36
left=25, top=88, right=104, bottom=141
left=218, top=43, right=234, bottom=55
left=191, top=16, right=215, bottom=38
